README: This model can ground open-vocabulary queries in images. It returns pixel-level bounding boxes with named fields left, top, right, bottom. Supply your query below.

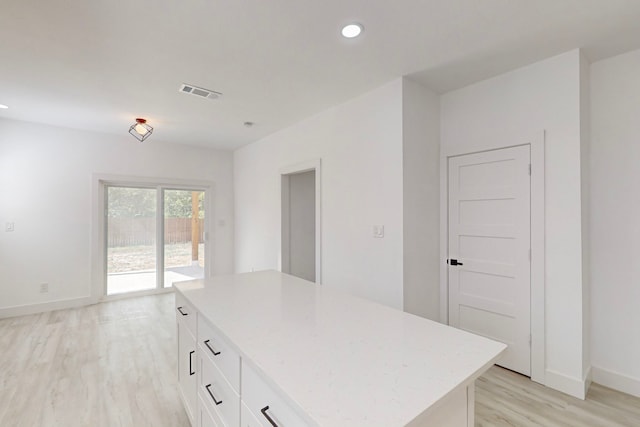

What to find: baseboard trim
left=545, top=369, right=587, bottom=399
left=592, top=366, right=640, bottom=398
left=0, top=296, right=94, bottom=319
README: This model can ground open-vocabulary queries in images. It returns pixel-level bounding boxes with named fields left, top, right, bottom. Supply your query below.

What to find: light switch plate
left=5, top=222, right=14, bottom=232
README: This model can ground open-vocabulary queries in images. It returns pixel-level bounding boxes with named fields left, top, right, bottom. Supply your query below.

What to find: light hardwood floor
left=1, top=294, right=639, bottom=427
left=0, top=294, right=189, bottom=427
left=476, top=366, right=640, bottom=426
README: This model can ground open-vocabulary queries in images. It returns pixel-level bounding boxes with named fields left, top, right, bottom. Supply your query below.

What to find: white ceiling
left=1, top=0, right=640, bottom=150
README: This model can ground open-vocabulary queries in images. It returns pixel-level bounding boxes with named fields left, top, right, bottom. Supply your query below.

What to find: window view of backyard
left=106, top=186, right=205, bottom=295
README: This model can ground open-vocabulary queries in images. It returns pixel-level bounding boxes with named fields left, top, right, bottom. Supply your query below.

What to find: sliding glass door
left=106, top=187, right=158, bottom=295
left=163, top=190, right=205, bottom=288
left=105, top=184, right=206, bottom=296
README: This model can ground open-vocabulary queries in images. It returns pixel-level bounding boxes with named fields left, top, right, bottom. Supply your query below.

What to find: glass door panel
left=163, top=189, right=205, bottom=288
left=106, top=186, right=157, bottom=295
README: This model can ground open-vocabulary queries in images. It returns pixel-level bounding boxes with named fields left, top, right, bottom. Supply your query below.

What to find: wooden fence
left=107, top=217, right=204, bottom=247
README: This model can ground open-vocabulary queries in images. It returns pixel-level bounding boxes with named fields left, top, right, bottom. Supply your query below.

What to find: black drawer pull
left=261, top=406, right=278, bottom=427
left=177, top=306, right=188, bottom=316
left=189, top=351, right=195, bottom=376
left=204, top=339, right=221, bottom=356
left=205, top=384, right=222, bottom=405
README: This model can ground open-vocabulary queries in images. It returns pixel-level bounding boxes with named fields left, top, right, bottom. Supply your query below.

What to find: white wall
left=402, top=78, right=441, bottom=321
left=590, top=49, right=640, bottom=398
left=441, top=50, right=588, bottom=397
left=234, top=79, right=405, bottom=309
left=0, top=118, right=234, bottom=315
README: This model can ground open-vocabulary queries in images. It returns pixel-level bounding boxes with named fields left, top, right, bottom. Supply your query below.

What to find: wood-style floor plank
left=476, top=365, right=640, bottom=426
left=1, top=294, right=639, bottom=426
left=0, top=294, right=189, bottom=427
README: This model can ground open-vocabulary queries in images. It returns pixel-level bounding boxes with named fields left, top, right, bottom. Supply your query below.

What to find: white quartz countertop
left=175, top=270, right=505, bottom=427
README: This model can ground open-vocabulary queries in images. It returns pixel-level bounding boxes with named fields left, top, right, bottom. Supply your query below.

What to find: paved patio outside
left=107, top=243, right=204, bottom=295
left=107, top=264, right=204, bottom=295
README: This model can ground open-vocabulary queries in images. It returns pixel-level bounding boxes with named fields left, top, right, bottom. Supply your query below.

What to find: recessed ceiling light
left=341, top=23, right=363, bottom=39
left=0, top=104, right=8, bottom=109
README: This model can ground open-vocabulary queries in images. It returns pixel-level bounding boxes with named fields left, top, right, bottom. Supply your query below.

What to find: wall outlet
left=39, top=283, right=49, bottom=293
left=373, top=225, right=385, bottom=238
left=5, top=222, right=14, bottom=232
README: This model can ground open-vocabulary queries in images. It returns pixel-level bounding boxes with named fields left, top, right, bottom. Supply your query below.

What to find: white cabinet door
left=178, top=319, right=197, bottom=423
left=448, top=145, right=531, bottom=376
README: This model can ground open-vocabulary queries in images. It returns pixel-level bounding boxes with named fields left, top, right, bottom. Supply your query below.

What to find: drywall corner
left=579, top=49, right=592, bottom=387
left=402, top=77, right=440, bottom=321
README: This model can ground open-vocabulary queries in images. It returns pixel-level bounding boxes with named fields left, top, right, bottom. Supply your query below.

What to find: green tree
left=107, top=187, right=156, bottom=218
left=164, top=190, right=205, bottom=218
left=107, top=188, right=205, bottom=218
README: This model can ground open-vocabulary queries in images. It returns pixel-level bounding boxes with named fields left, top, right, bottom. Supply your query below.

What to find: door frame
left=279, top=159, right=322, bottom=284
left=439, top=131, right=545, bottom=384
left=91, top=174, right=214, bottom=302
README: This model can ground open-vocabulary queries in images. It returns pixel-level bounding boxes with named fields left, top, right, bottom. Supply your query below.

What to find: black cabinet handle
left=447, top=258, right=464, bottom=266
left=205, top=384, right=222, bottom=405
left=189, top=351, right=195, bottom=376
left=204, top=339, right=221, bottom=356
left=177, top=306, right=188, bottom=316
left=261, top=406, right=278, bottom=427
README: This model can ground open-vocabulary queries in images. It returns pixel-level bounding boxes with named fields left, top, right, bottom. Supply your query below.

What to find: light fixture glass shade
left=134, top=123, right=148, bottom=135
left=129, top=118, right=153, bottom=141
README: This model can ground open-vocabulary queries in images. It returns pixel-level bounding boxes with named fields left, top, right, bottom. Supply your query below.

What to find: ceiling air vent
left=179, top=83, right=222, bottom=100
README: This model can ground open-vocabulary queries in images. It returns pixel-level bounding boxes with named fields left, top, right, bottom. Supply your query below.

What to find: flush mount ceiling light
left=129, top=118, right=153, bottom=142
left=0, top=104, right=8, bottom=109
left=341, top=23, right=363, bottom=38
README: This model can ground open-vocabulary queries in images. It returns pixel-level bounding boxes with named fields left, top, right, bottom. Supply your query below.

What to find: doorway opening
left=281, top=160, right=322, bottom=283
left=105, top=184, right=207, bottom=296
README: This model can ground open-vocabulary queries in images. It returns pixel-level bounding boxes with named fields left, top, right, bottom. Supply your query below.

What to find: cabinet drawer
left=199, top=394, right=223, bottom=427
left=175, top=292, right=196, bottom=335
left=198, top=316, right=240, bottom=392
left=200, top=353, right=240, bottom=427
left=242, top=362, right=311, bottom=427
left=241, top=402, right=263, bottom=427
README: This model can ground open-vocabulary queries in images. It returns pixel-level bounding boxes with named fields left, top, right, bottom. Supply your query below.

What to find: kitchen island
left=174, top=270, right=505, bottom=427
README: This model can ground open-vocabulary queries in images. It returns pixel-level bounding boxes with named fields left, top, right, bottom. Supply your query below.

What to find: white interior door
left=448, top=145, right=531, bottom=376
